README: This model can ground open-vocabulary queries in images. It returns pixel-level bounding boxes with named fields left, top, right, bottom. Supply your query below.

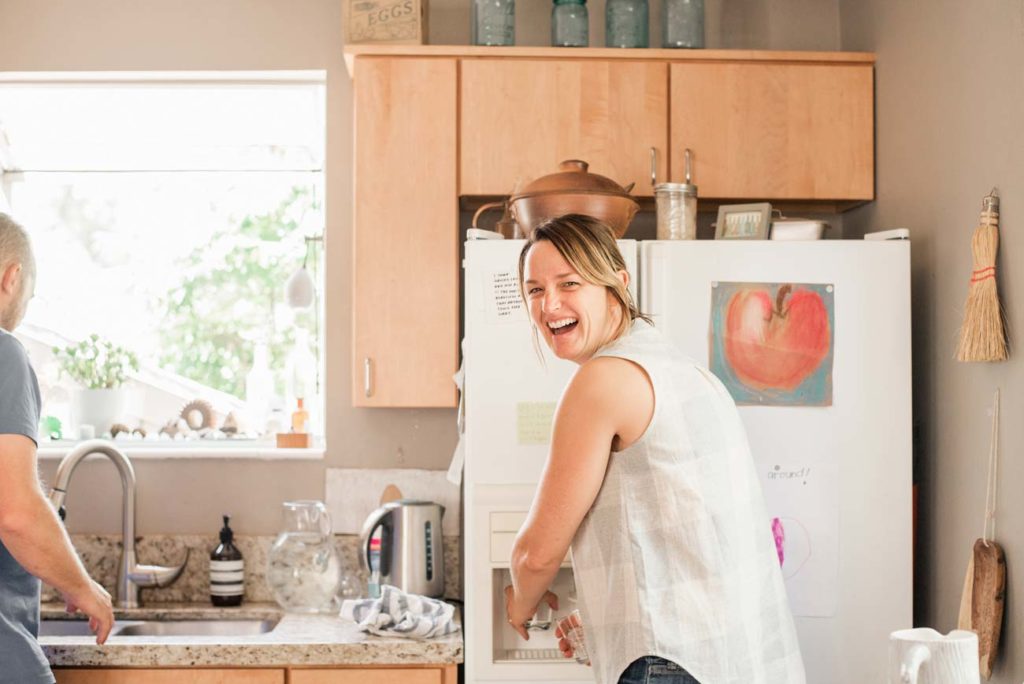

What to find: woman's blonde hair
left=517, top=214, right=651, bottom=343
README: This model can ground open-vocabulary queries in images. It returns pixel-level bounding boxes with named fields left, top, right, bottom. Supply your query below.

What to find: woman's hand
left=554, top=610, right=582, bottom=659
left=504, top=585, right=558, bottom=640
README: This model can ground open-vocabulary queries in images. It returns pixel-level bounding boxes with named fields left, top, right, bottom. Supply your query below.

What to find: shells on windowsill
left=180, top=399, right=215, bottom=431
left=221, top=412, right=240, bottom=435
left=159, top=417, right=191, bottom=438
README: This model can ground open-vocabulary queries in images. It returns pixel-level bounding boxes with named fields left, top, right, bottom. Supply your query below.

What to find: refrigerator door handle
left=457, top=383, right=465, bottom=435
left=641, top=244, right=667, bottom=318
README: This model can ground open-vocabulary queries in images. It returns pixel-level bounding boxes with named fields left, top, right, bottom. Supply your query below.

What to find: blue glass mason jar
left=605, top=0, right=648, bottom=48
left=472, top=0, right=515, bottom=46
left=663, top=0, right=704, bottom=48
left=552, top=0, right=588, bottom=47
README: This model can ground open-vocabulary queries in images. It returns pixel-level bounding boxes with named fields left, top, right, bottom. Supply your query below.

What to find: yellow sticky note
left=517, top=402, right=556, bottom=445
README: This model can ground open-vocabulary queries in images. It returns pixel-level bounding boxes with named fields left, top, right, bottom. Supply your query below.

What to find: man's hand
left=61, top=579, right=114, bottom=645
left=504, top=585, right=558, bottom=640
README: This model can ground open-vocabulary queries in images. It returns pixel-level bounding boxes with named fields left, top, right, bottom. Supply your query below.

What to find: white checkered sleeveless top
left=571, top=320, right=806, bottom=684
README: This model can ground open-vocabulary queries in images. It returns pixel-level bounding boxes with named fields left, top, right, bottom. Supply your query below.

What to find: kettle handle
left=472, top=201, right=506, bottom=230
left=900, top=644, right=931, bottom=684
left=358, top=505, right=392, bottom=574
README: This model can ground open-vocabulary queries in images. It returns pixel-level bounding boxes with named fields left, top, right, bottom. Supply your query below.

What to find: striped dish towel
left=340, top=585, right=460, bottom=639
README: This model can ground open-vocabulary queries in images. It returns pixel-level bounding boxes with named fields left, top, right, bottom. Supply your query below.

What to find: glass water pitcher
left=266, top=500, right=342, bottom=613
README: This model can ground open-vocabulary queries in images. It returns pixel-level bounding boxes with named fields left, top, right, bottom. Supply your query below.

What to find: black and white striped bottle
left=210, top=515, right=244, bottom=607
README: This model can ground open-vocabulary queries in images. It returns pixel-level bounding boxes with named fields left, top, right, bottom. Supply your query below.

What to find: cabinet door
left=461, top=59, right=668, bottom=196
left=290, top=668, right=450, bottom=684
left=55, top=670, right=284, bottom=684
left=671, top=62, right=874, bottom=201
left=352, top=57, right=459, bottom=407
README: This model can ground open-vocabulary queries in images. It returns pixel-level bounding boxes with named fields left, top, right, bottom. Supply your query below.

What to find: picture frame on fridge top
left=714, top=202, right=773, bottom=240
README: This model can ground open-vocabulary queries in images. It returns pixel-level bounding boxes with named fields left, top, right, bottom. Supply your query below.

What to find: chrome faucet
left=49, top=439, right=188, bottom=608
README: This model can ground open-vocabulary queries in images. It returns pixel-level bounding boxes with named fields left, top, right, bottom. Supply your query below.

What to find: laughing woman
left=503, top=215, right=805, bottom=684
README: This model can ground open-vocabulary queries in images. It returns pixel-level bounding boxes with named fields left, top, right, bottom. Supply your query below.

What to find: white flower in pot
left=53, top=334, right=139, bottom=437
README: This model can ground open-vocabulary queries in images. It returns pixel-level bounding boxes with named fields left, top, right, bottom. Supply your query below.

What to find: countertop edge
left=40, top=603, right=464, bottom=668
left=42, top=642, right=464, bottom=668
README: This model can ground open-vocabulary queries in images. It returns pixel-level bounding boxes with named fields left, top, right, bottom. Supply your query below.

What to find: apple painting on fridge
left=709, top=281, right=835, bottom=406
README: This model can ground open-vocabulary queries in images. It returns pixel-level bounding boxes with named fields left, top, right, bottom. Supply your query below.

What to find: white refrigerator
left=462, top=238, right=912, bottom=684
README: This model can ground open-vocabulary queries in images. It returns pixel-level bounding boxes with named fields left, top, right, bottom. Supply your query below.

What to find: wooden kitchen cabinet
left=289, top=666, right=456, bottom=683
left=460, top=59, right=668, bottom=196
left=346, top=47, right=874, bottom=407
left=55, top=670, right=284, bottom=683
left=351, top=56, right=459, bottom=407
left=670, top=61, right=874, bottom=201
left=55, top=666, right=457, bottom=683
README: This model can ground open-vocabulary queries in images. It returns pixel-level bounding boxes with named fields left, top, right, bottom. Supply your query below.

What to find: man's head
left=0, top=213, right=35, bottom=332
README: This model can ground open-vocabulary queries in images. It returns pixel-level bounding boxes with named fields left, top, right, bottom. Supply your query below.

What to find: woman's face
left=523, top=240, right=626, bottom=364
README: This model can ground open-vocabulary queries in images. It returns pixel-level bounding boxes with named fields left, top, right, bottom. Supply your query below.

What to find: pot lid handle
left=559, top=159, right=589, bottom=173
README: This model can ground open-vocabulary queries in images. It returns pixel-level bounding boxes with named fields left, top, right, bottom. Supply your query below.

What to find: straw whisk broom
left=957, top=189, right=1008, bottom=362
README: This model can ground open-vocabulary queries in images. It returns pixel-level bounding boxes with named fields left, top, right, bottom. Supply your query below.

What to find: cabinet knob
left=650, top=147, right=658, bottom=187
left=364, top=357, right=373, bottom=398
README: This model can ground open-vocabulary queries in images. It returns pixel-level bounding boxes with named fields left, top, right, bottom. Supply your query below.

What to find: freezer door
left=639, top=240, right=912, bottom=684
left=464, top=239, right=637, bottom=486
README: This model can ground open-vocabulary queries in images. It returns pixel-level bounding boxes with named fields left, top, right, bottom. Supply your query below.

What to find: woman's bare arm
left=507, top=355, right=653, bottom=634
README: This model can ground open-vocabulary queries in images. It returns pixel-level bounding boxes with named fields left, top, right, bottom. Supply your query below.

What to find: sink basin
left=39, top=618, right=279, bottom=638
left=115, top=619, right=279, bottom=637
left=39, top=620, right=111, bottom=637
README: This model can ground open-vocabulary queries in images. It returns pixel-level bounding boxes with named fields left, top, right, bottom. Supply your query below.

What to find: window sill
left=37, top=440, right=325, bottom=461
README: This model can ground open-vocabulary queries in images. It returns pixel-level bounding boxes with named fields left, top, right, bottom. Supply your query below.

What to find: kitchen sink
left=38, top=620, right=111, bottom=637
left=39, top=618, right=279, bottom=638
left=115, top=619, right=279, bottom=636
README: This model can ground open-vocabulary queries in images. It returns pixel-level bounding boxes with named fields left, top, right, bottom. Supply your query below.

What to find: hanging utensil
left=957, top=389, right=1006, bottom=679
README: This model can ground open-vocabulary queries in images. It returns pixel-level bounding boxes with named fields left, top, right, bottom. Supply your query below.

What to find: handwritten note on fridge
left=488, top=270, right=527, bottom=323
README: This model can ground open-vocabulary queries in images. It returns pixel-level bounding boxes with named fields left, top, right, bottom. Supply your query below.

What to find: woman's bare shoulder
left=565, top=355, right=652, bottom=409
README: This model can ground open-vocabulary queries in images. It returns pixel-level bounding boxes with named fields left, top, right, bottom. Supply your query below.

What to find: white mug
left=889, top=628, right=980, bottom=684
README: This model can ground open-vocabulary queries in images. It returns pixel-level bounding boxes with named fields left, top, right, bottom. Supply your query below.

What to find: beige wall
left=1, top=0, right=838, bottom=536
left=840, top=1, right=1023, bottom=681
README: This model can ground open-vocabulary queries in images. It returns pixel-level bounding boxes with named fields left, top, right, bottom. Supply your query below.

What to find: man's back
left=0, top=329, right=52, bottom=682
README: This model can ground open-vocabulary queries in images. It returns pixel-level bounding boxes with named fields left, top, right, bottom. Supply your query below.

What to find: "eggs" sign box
left=344, top=0, right=428, bottom=45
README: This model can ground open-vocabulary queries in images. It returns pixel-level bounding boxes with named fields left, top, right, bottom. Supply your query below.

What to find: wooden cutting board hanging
left=957, top=389, right=1007, bottom=679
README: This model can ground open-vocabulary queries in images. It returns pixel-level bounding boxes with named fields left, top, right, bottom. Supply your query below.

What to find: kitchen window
left=0, top=72, right=326, bottom=456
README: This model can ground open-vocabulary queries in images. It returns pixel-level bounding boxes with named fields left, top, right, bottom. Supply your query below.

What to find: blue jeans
left=618, top=656, right=702, bottom=684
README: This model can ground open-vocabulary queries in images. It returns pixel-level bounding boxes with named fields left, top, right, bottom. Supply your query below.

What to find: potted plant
left=53, top=334, right=139, bottom=436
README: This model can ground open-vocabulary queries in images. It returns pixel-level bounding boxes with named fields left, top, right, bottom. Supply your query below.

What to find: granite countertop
left=40, top=602, right=463, bottom=668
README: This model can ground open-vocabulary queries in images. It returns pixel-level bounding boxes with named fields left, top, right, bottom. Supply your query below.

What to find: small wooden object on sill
left=276, top=432, right=311, bottom=449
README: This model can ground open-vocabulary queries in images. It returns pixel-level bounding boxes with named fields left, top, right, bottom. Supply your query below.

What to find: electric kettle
left=359, top=500, right=445, bottom=598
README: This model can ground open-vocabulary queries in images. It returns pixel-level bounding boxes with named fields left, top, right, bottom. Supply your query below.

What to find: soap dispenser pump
left=210, top=515, right=244, bottom=607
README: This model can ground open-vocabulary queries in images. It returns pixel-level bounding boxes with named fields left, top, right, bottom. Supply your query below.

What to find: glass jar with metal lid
left=655, top=148, right=697, bottom=239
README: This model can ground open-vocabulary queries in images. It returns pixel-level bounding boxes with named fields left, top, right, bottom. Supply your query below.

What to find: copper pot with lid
left=509, top=160, right=639, bottom=238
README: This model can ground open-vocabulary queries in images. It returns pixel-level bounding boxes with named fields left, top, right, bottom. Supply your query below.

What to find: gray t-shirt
left=0, top=330, right=53, bottom=683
